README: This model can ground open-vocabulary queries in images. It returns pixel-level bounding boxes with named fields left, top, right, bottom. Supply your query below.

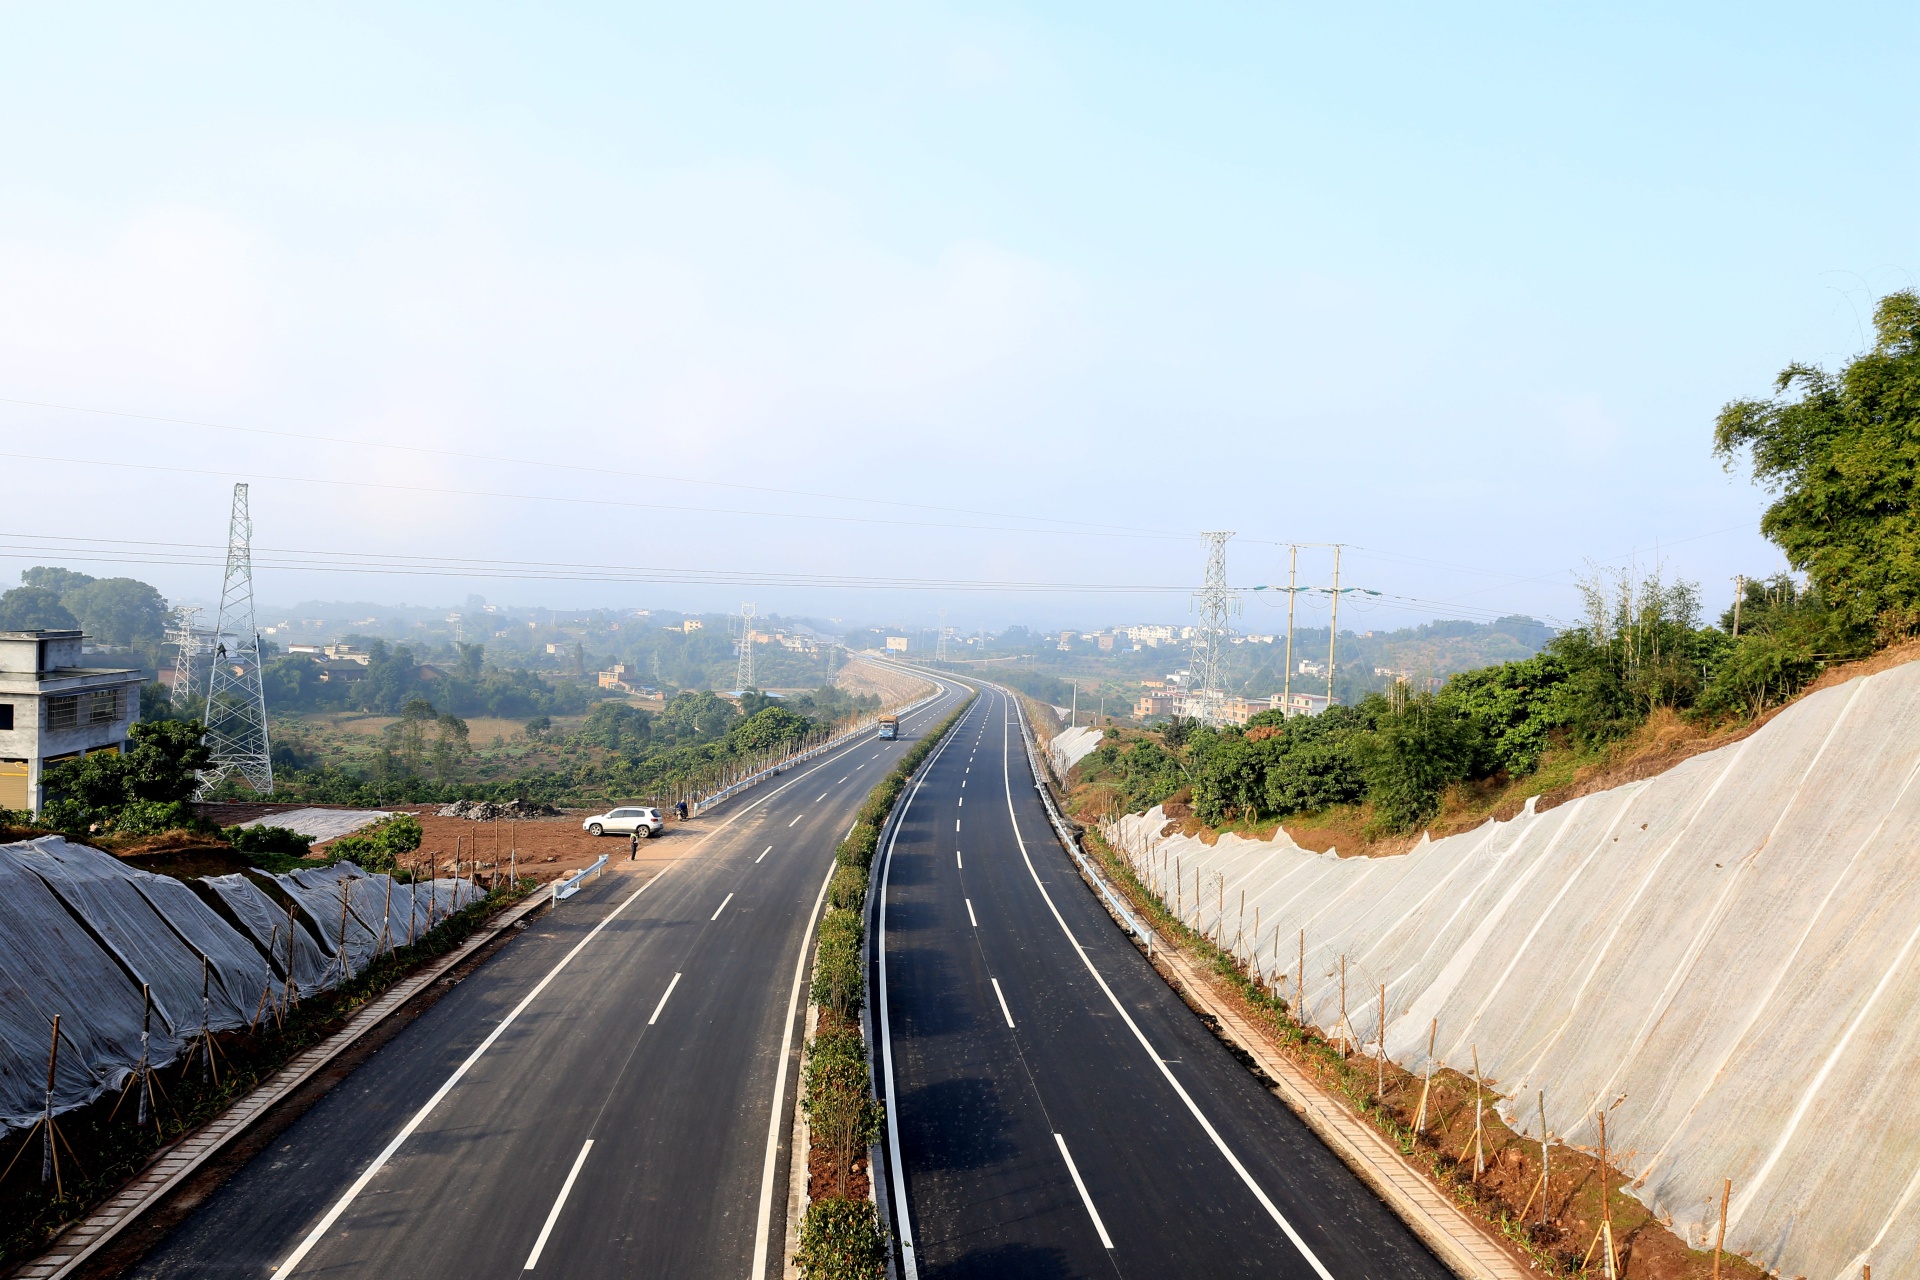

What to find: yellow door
left=0, top=760, right=27, bottom=812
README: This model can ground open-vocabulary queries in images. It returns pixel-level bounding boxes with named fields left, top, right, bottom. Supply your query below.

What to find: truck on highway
left=877, top=714, right=899, bottom=740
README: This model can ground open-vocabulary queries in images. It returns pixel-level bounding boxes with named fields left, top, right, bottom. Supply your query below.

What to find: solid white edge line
left=749, top=854, right=842, bottom=1280
left=647, top=972, right=683, bottom=1026
left=711, top=892, right=734, bottom=922
left=995, top=690, right=1338, bottom=1280
left=523, top=1138, right=595, bottom=1269
left=880, top=688, right=972, bottom=1280
left=276, top=873, right=668, bottom=1277
left=966, top=899, right=977, bottom=928
left=991, top=977, right=1015, bottom=1028
left=1054, top=1133, right=1115, bottom=1249
left=757, top=846, right=772, bottom=863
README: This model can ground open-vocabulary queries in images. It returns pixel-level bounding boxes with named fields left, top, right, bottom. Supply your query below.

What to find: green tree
left=0, top=586, right=78, bottom=630
left=1355, top=693, right=1480, bottom=832
left=38, top=719, right=210, bottom=830
left=732, top=705, right=813, bottom=752
left=432, top=713, right=470, bottom=781
left=19, top=567, right=95, bottom=595
left=60, top=577, right=169, bottom=647
left=1714, top=289, right=1920, bottom=634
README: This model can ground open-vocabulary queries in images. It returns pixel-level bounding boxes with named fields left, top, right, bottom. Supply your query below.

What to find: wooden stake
left=1538, top=1089, right=1550, bottom=1227
left=1599, top=1109, right=1617, bottom=1280
left=1297, top=929, right=1305, bottom=1023
left=42, top=1014, right=60, bottom=1194
left=1339, top=955, right=1349, bottom=1056
left=1712, top=1177, right=1730, bottom=1280
left=1376, top=983, right=1387, bottom=1097
left=1471, top=1045, right=1484, bottom=1179
left=1414, top=1018, right=1436, bottom=1132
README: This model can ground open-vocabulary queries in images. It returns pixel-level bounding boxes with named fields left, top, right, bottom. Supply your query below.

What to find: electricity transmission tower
left=735, top=602, right=756, bottom=691
left=164, top=605, right=212, bottom=709
left=1187, top=531, right=1239, bottom=724
left=935, top=608, right=949, bottom=663
left=198, top=484, right=273, bottom=796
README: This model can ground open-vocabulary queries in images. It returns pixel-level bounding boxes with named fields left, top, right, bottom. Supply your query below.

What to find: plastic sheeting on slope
left=18, top=839, right=274, bottom=1035
left=0, top=840, right=487, bottom=1136
left=1103, top=660, right=1920, bottom=1280
left=198, top=873, right=335, bottom=997
left=1048, top=726, right=1105, bottom=777
left=0, top=847, right=149, bottom=1130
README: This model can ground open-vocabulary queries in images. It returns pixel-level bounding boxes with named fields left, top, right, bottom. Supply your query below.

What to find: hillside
left=1098, top=652, right=1920, bottom=1280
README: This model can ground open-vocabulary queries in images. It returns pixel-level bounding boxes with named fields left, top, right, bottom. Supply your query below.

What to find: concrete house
left=0, top=630, right=145, bottom=815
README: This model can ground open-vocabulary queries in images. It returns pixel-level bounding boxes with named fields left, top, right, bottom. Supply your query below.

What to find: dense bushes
left=37, top=719, right=212, bottom=834
left=325, top=813, right=423, bottom=874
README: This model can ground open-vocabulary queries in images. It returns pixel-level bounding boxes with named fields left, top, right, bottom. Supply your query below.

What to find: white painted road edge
left=995, top=690, right=1338, bottom=1280
left=1054, top=1133, right=1115, bottom=1249
left=523, top=1139, right=594, bottom=1269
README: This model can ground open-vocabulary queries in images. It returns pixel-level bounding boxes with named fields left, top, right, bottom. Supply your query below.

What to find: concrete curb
left=11, top=887, right=556, bottom=1280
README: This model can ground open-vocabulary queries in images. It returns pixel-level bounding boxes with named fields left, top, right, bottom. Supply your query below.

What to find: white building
left=0, top=630, right=144, bottom=815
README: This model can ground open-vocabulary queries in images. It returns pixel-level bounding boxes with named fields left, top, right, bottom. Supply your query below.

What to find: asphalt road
left=875, top=684, right=1453, bottom=1280
left=127, top=679, right=965, bottom=1280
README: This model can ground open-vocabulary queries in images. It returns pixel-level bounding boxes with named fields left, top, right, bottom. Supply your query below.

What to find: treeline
left=269, top=685, right=882, bottom=807
left=1083, top=290, right=1920, bottom=836
left=263, top=640, right=597, bottom=719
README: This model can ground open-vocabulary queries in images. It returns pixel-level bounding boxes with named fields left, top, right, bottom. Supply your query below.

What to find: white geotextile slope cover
left=1049, top=726, right=1105, bottom=775
left=1104, top=660, right=1920, bottom=1280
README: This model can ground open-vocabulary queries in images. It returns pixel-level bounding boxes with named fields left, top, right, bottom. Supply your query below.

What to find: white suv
left=583, top=806, right=664, bottom=838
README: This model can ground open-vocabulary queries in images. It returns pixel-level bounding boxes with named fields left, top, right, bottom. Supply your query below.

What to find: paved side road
left=127, top=684, right=963, bottom=1280
left=876, top=686, right=1454, bottom=1280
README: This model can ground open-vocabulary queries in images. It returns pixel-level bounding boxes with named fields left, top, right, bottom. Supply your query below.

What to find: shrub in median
left=795, top=1197, right=887, bottom=1280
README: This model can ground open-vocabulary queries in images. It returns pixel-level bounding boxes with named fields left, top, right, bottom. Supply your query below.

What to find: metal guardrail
left=550, top=854, right=608, bottom=904
left=689, top=686, right=949, bottom=816
left=1008, top=695, right=1154, bottom=958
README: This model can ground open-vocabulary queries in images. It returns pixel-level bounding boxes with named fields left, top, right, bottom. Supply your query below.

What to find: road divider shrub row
left=796, top=695, right=972, bottom=1280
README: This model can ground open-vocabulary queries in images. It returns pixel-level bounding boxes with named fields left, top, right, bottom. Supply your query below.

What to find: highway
left=127, top=678, right=964, bottom=1280
left=875, top=684, right=1452, bottom=1280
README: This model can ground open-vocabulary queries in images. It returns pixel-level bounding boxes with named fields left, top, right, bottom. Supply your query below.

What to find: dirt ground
left=833, top=658, right=933, bottom=707
left=194, top=801, right=728, bottom=886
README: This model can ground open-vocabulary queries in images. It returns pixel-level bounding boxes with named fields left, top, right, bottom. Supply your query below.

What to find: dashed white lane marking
left=958, top=797, right=963, bottom=807
left=838, top=776, right=849, bottom=783
left=523, top=1139, right=594, bottom=1269
left=788, top=814, right=803, bottom=828
left=711, top=892, right=734, bottom=921
left=956, top=850, right=963, bottom=869
left=815, top=792, right=828, bottom=802
left=648, top=972, right=683, bottom=1025
left=1054, top=1134, right=1114, bottom=1249
left=955, top=819, right=961, bottom=832
left=991, top=978, right=1015, bottom=1028
left=966, top=899, right=978, bottom=927
left=756, top=846, right=772, bottom=863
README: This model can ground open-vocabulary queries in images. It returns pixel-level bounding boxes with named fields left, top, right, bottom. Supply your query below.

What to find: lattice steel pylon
left=735, top=602, right=756, bottom=691
left=935, top=608, right=949, bottom=663
left=1187, top=531, right=1240, bottom=724
left=163, top=605, right=212, bottom=710
left=198, top=484, right=273, bottom=796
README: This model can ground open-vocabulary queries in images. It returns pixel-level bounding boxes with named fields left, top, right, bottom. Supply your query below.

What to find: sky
left=0, top=2, right=1913, bottom=635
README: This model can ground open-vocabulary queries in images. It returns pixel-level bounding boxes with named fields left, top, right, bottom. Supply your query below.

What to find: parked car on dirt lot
left=582, top=806, right=664, bottom=838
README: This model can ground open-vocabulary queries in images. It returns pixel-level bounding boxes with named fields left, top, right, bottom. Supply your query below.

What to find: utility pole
left=1731, top=575, right=1745, bottom=637
left=1282, top=544, right=1297, bottom=716
left=735, top=602, right=756, bottom=691
left=1326, top=544, right=1343, bottom=709
left=198, top=483, right=273, bottom=797
left=1188, top=532, right=1240, bottom=724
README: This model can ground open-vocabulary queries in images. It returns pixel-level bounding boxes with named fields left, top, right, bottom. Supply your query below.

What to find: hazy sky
left=0, top=3, right=1912, bottom=634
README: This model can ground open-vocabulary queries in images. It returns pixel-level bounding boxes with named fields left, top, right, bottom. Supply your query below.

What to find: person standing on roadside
left=629, top=830, right=640, bottom=861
